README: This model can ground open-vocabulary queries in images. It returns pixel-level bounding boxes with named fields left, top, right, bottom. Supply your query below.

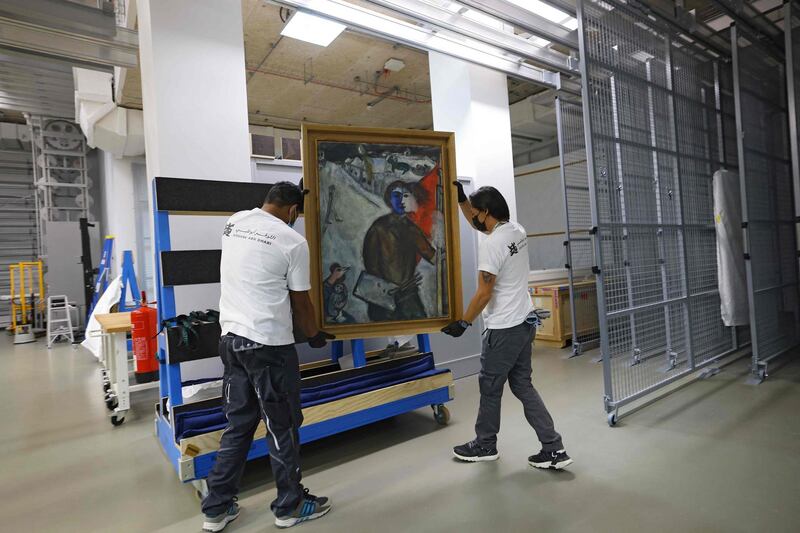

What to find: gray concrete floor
left=1, top=335, right=798, bottom=533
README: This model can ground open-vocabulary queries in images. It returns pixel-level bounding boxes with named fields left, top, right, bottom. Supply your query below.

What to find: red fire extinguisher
left=131, top=291, right=159, bottom=384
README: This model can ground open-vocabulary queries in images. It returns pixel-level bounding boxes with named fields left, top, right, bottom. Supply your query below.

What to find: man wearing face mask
left=202, top=181, right=334, bottom=531
left=441, top=182, right=572, bottom=471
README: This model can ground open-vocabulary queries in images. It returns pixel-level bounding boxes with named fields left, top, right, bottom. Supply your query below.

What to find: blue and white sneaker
left=202, top=501, right=240, bottom=532
left=275, top=489, right=331, bottom=529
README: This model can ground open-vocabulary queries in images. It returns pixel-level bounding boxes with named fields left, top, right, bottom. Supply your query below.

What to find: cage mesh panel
left=557, top=98, right=601, bottom=351
left=579, top=0, right=735, bottom=408
left=734, top=27, right=800, bottom=365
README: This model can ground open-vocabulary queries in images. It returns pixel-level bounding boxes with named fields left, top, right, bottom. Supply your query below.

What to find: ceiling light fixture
left=280, top=11, right=346, bottom=47
left=273, top=0, right=559, bottom=87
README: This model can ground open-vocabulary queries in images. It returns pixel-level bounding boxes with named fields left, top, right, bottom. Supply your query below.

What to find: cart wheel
left=105, top=396, right=118, bottom=411
left=111, top=414, right=125, bottom=426
left=607, top=412, right=617, bottom=427
left=433, top=404, right=450, bottom=426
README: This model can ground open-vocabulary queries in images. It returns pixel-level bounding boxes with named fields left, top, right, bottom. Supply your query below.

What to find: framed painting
left=302, top=123, right=462, bottom=339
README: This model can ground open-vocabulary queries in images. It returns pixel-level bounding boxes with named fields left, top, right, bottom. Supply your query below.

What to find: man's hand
left=441, top=320, right=471, bottom=338
left=453, top=181, right=468, bottom=203
left=308, top=330, right=335, bottom=348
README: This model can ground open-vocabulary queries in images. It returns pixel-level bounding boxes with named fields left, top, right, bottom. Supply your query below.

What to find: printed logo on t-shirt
left=223, top=223, right=235, bottom=237
left=508, top=242, right=519, bottom=256
left=229, top=227, right=278, bottom=246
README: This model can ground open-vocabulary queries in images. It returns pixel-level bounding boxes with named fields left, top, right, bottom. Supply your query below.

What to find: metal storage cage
left=732, top=23, right=800, bottom=383
left=576, top=0, right=740, bottom=423
left=555, top=96, right=601, bottom=356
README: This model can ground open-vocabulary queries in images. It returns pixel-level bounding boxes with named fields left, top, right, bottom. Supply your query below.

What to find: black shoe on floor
left=528, top=449, right=573, bottom=470
left=453, top=440, right=499, bottom=462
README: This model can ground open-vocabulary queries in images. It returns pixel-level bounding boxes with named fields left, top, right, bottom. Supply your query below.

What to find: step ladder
left=47, top=295, right=75, bottom=348
left=88, top=236, right=114, bottom=319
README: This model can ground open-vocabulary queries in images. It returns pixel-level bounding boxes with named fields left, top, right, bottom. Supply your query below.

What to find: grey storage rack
left=732, top=22, right=800, bottom=383
left=576, top=0, right=739, bottom=424
left=555, top=96, right=600, bottom=357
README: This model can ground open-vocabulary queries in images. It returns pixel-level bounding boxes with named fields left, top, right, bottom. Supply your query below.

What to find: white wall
left=515, top=156, right=566, bottom=271
left=429, top=52, right=517, bottom=219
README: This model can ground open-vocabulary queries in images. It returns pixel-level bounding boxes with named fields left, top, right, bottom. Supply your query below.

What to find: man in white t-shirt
left=201, top=182, right=334, bottom=532
left=441, top=183, right=572, bottom=470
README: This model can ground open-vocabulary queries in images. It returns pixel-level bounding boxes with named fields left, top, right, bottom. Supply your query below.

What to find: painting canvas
left=303, top=124, right=462, bottom=339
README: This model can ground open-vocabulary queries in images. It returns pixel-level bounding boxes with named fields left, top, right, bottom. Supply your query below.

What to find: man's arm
left=463, top=271, right=496, bottom=324
left=453, top=181, right=477, bottom=230
left=290, top=290, right=335, bottom=348
left=441, top=270, right=496, bottom=338
left=290, top=290, right=319, bottom=339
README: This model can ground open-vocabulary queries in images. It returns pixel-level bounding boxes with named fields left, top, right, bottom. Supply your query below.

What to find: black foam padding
left=299, top=352, right=430, bottom=389
left=161, top=250, right=221, bottom=286
left=166, top=320, right=223, bottom=364
left=155, top=177, right=273, bottom=213
left=172, top=397, right=221, bottom=416
left=294, top=353, right=386, bottom=378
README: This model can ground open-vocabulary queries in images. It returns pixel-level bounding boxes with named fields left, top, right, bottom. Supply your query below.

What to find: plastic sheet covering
left=81, top=275, right=122, bottom=360
left=713, top=170, right=749, bottom=326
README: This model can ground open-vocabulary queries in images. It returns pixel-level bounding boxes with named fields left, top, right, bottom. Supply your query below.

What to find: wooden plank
left=95, top=312, right=132, bottom=333
left=179, top=371, right=453, bottom=455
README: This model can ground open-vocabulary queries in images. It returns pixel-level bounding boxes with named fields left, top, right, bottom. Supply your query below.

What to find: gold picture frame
left=302, top=123, right=462, bottom=340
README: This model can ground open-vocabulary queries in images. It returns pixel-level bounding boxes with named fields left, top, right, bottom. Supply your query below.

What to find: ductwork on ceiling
left=73, top=68, right=144, bottom=157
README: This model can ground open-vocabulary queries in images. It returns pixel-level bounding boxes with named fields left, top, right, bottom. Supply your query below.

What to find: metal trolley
left=150, top=177, right=454, bottom=495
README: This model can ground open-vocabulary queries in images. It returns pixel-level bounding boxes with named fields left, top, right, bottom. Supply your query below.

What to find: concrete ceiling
left=117, top=0, right=560, bottom=162
left=120, top=0, right=435, bottom=130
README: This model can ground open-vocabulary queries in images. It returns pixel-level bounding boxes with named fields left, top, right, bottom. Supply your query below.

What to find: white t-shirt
left=219, top=208, right=311, bottom=346
left=478, top=220, right=534, bottom=329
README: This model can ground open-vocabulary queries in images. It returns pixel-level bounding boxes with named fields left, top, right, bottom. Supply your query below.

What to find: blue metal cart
left=151, top=177, right=454, bottom=492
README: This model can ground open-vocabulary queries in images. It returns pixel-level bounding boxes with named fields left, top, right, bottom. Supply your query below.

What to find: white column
left=137, top=0, right=251, bottom=384
left=429, top=52, right=517, bottom=219
left=137, top=0, right=251, bottom=182
left=99, top=152, right=138, bottom=277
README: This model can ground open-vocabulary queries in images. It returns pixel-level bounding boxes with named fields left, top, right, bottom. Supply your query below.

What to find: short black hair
left=469, top=186, right=510, bottom=221
left=265, top=181, right=307, bottom=212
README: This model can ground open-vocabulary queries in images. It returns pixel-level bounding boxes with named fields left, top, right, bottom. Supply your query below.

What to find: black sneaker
left=274, top=488, right=331, bottom=529
left=528, top=449, right=573, bottom=470
left=453, top=440, right=499, bottom=462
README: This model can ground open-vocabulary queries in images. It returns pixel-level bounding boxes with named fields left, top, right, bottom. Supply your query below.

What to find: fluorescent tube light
left=274, top=0, right=559, bottom=86
left=281, top=11, right=346, bottom=47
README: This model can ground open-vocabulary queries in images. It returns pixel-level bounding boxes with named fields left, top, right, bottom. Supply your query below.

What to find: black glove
left=453, top=181, right=468, bottom=203
left=309, top=330, right=335, bottom=348
left=441, top=320, right=471, bottom=338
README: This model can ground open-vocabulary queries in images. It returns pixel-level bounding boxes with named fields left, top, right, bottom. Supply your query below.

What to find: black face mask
left=472, top=213, right=488, bottom=232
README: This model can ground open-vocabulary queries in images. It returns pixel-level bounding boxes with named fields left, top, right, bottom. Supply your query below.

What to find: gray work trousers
left=202, top=333, right=304, bottom=518
left=475, top=320, right=564, bottom=452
